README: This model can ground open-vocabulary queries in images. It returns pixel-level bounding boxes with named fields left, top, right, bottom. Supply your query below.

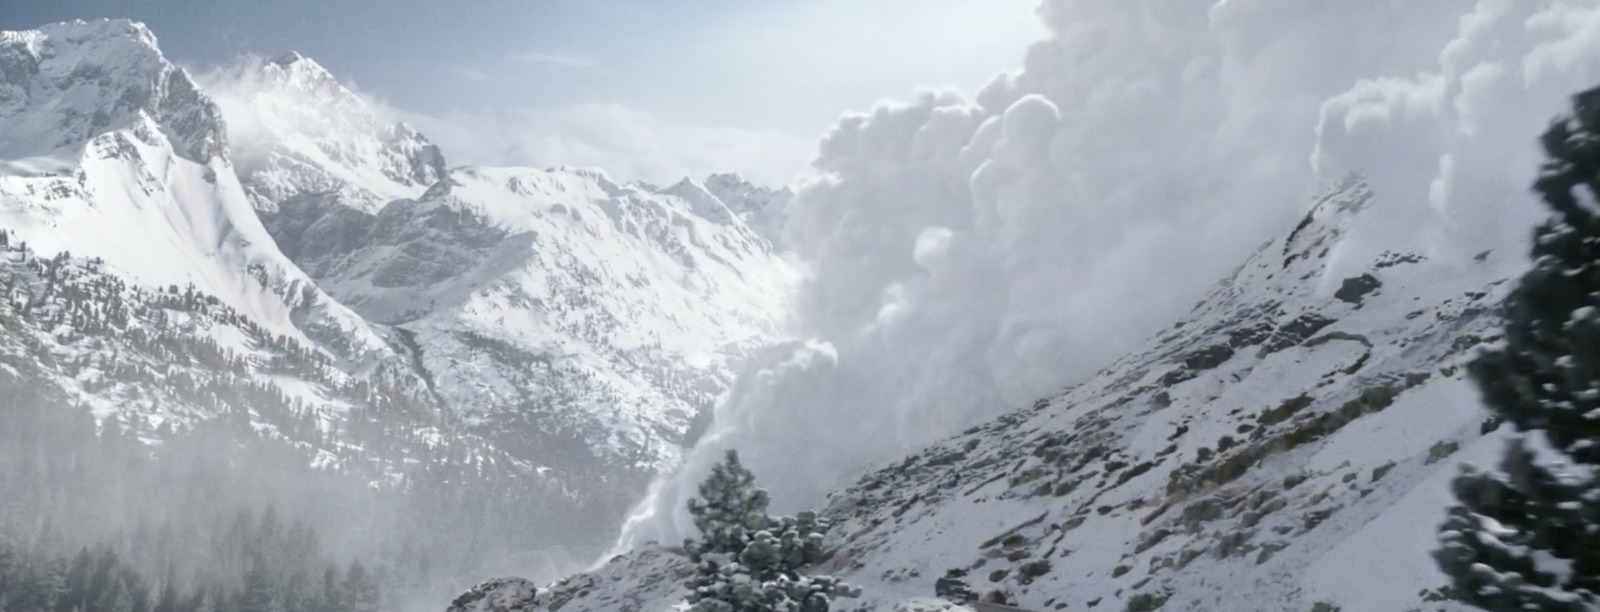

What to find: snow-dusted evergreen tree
left=1435, top=85, right=1600, bottom=611
left=683, top=451, right=858, bottom=612
left=687, top=450, right=774, bottom=556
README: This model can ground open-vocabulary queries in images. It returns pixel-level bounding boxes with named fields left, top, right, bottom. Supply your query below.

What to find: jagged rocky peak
left=530, top=165, right=627, bottom=196
left=705, top=172, right=793, bottom=250
left=265, top=50, right=337, bottom=88
left=651, top=172, right=794, bottom=249
left=0, top=18, right=227, bottom=164
left=703, top=172, right=791, bottom=214
left=207, top=48, right=446, bottom=213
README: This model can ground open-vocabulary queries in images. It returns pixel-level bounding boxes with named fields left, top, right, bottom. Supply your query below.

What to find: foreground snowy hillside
left=529, top=177, right=1512, bottom=612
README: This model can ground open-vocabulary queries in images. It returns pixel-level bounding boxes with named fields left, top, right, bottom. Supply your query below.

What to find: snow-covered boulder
left=445, top=578, right=543, bottom=612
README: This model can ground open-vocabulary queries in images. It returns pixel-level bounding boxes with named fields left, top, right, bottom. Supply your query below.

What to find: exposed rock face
left=1334, top=274, right=1382, bottom=304
left=0, top=19, right=227, bottom=163
left=700, top=172, right=793, bottom=250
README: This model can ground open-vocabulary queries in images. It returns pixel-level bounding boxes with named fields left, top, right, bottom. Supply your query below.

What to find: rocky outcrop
left=446, top=578, right=543, bottom=612
left=1334, top=274, right=1382, bottom=303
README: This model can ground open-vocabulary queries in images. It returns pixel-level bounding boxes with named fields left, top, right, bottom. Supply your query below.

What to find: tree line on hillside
left=0, top=516, right=381, bottom=612
left=0, top=247, right=644, bottom=612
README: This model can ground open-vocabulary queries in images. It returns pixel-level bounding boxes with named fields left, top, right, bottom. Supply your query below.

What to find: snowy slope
left=200, top=42, right=798, bottom=470
left=0, top=19, right=798, bottom=476
left=268, top=164, right=797, bottom=469
left=531, top=177, right=1517, bottom=612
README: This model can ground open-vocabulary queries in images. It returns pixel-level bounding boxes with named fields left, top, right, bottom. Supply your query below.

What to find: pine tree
left=341, top=560, right=379, bottom=612
left=1434, top=85, right=1600, bottom=610
left=686, top=450, right=774, bottom=556
left=239, top=554, right=278, bottom=612
left=681, top=451, right=858, bottom=612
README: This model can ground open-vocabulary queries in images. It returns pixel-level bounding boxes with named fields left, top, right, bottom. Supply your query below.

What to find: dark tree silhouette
left=1435, top=85, right=1600, bottom=611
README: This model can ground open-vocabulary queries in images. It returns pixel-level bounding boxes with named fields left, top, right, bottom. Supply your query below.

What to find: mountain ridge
left=0, top=16, right=799, bottom=561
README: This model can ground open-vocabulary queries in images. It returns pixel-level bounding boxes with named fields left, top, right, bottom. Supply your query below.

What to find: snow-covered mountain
left=207, top=51, right=446, bottom=214
left=266, top=164, right=796, bottom=470
left=0, top=18, right=796, bottom=489
left=0, top=19, right=400, bottom=379
left=190, top=49, right=798, bottom=471
left=524, top=176, right=1516, bottom=611
left=701, top=172, right=792, bottom=251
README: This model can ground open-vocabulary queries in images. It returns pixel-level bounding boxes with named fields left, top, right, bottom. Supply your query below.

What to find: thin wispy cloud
left=396, top=102, right=812, bottom=187
left=448, top=65, right=492, bottom=81
left=509, top=50, right=599, bottom=69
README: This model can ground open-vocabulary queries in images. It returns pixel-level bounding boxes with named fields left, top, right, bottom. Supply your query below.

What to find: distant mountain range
left=0, top=18, right=798, bottom=478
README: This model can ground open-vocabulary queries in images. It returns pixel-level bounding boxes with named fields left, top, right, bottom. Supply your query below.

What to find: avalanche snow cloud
left=617, top=0, right=1600, bottom=550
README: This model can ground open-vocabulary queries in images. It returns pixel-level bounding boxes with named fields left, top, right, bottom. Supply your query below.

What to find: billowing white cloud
left=1314, top=0, right=1600, bottom=283
left=615, top=0, right=1600, bottom=551
left=398, top=103, right=815, bottom=187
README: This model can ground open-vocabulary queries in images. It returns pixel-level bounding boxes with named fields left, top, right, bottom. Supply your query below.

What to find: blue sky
left=3, top=0, right=1045, bottom=184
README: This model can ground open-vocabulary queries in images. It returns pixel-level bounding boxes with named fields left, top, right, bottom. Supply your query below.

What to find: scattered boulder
left=1135, top=528, right=1173, bottom=554
left=1425, top=441, right=1461, bottom=464
left=1183, top=344, right=1235, bottom=371
left=1258, top=395, right=1314, bottom=426
left=1334, top=274, right=1382, bottom=303
left=1371, top=462, right=1397, bottom=482
left=1179, top=497, right=1225, bottom=532
left=1018, top=559, right=1052, bottom=584
left=447, top=578, right=542, bottom=612
left=1213, top=529, right=1254, bottom=559
left=1126, top=592, right=1170, bottom=612
left=1260, top=313, right=1337, bottom=355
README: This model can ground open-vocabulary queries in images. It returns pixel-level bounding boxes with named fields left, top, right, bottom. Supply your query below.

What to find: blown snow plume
left=616, top=0, right=1600, bottom=550
left=194, top=52, right=447, bottom=213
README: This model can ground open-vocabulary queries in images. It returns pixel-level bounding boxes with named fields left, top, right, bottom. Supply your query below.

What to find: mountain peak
left=26, top=18, right=159, bottom=49
left=704, top=172, right=749, bottom=186
left=205, top=50, right=446, bottom=212
left=699, top=173, right=792, bottom=249
left=257, top=50, right=342, bottom=96
left=0, top=19, right=226, bottom=163
left=271, top=50, right=306, bottom=65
